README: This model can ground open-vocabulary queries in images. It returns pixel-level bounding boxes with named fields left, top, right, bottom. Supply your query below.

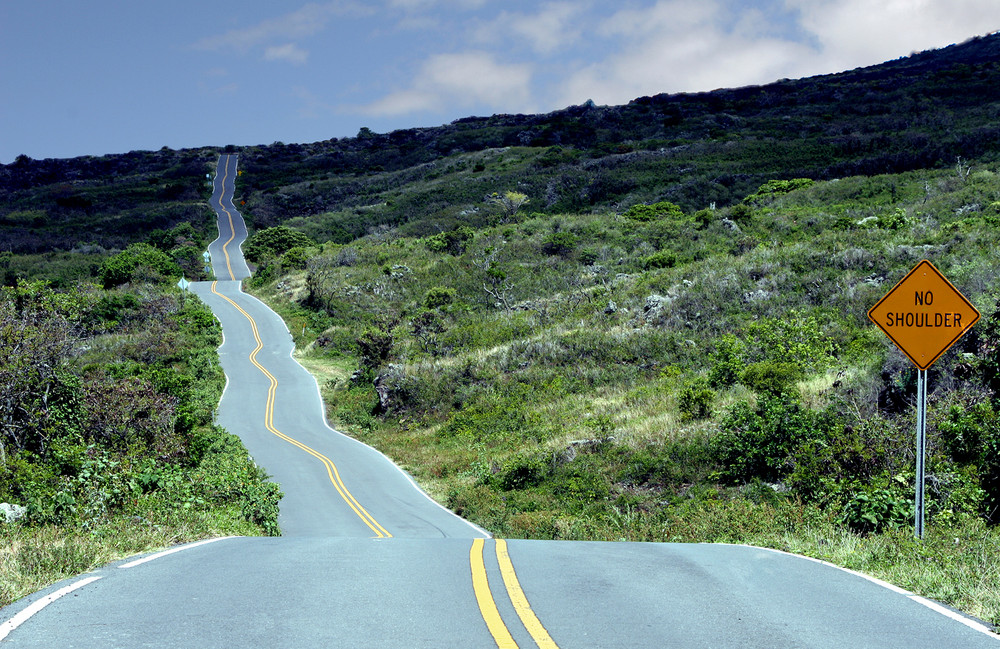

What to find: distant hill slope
left=3, top=33, right=1000, bottom=250
left=234, top=32, right=1000, bottom=238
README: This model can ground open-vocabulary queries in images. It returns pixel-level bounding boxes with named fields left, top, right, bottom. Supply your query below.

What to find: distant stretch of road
left=2, top=154, right=997, bottom=648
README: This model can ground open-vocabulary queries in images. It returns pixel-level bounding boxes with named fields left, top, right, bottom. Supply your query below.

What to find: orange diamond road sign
left=868, top=259, right=980, bottom=370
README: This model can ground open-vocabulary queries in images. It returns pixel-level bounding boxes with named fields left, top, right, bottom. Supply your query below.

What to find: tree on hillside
left=487, top=191, right=529, bottom=224
left=99, top=243, right=181, bottom=289
left=243, top=226, right=314, bottom=264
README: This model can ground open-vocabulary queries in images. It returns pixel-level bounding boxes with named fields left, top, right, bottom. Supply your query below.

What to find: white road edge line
left=0, top=576, right=102, bottom=641
left=119, top=536, right=235, bottom=569
left=908, top=594, right=1000, bottom=637
left=744, top=544, right=1000, bottom=640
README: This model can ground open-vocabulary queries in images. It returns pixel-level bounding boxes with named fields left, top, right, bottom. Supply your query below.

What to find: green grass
left=0, top=510, right=261, bottom=606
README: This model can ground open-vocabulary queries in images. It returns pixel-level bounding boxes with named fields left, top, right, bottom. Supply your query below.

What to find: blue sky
left=1, top=1, right=997, bottom=163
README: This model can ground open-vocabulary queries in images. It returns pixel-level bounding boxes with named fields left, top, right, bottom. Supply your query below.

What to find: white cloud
left=474, top=2, right=586, bottom=55
left=264, top=43, right=309, bottom=64
left=362, top=51, right=533, bottom=115
left=557, top=0, right=819, bottom=106
left=387, top=0, right=487, bottom=10
left=786, top=0, right=1000, bottom=69
left=553, top=0, right=999, bottom=109
left=193, top=2, right=368, bottom=53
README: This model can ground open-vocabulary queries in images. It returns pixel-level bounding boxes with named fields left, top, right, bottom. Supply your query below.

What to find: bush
left=99, top=243, right=181, bottom=288
left=982, top=425, right=1000, bottom=523
left=281, top=246, right=311, bottom=270
left=841, top=486, right=912, bottom=535
left=578, top=248, right=600, bottom=265
left=424, top=286, right=456, bottom=309
left=728, top=203, right=754, bottom=223
left=624, top=201, right=684, bottom=222
left=425, top=227, right=474, bottom=255
left=643, top=251, right=678, bottom=270
left=489, top=454, right=550, bottom=491
left=745, top=178, right=814, bottom=203
left=746, top=312, right=836, bottom=372
left=678, top=378, right=714, bottom=421
left=243, top=226, right=314, bottom=264
left=739, top=362, right=803, bottom=396
left=541, top=231, right=579, bottom=256
left=713, top=395, right=836, bottom=484
left=708, top=334, right=746, bottom=388
left=356, top=327, right=395, bottom=371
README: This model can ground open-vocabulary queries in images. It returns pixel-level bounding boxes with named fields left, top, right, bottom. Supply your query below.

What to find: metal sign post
left=868, top=260, right=980, bottom=540
left=914, top=369, right=927, bottom=539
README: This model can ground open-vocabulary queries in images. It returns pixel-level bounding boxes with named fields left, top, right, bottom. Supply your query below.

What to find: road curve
left=195, top=154, right=485, bottom=539
left=2, top=154, right=997, bottom=648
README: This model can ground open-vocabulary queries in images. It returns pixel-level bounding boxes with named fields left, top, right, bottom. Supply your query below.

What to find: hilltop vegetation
left=233, top=33, right=1000, bottom=238
left=0, top=147, right=220, bottom=286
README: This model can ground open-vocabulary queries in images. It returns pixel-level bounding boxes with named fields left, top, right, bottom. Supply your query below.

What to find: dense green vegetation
left=0, top=278, right=281, bottom=606
left=0, top=148, right=219, bottom=287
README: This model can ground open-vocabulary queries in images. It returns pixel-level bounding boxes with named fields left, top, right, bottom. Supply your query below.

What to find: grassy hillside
left=0, top=147, right=221, bottom=286
left=247, top=162, right=1000, bottom=623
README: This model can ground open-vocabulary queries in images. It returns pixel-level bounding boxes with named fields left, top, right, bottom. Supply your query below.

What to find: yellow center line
left=496, top=539, right=559, bottom=649
left=471, top=539, right=519, bottom=649
left=210, top=280, right=391, bottom=538
left=470, top=539, right=561, bottom=649
left=216, top=155, right=237, bottom=281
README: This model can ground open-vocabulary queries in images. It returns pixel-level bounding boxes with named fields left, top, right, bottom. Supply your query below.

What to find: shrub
left=99, top=243, right=181, bottom=289
left=693, top=209, right=714, bottom=229
left=744, top=178, right=814, bottom=204
left=739, top=362, right=804, bottom=396
left=643, top=251, right=678, bottom=270
left=281, top=246, right=311, bottom=270
left=243, top=226, right=314, bottom=264
left=623, top=201, right=684, bottom=222
left=356, top=327, right=395, bottom=371
left=746, top=311, right=836, bottom=372
left=982, top=424, right=1000, bottom=523
left=841, top=486, right=912, bottom=535
left=678, top=378, right=715, bottom=421
left=713, top=394, right=836, bottom=484
left=708, top=334, right=746, bottom=388
left=786, top=417, right=911, bottom=502
left=489, top=454, right=550, bottom=491
left=424, top=286, right=456, bottom=309
left=541, top=231, right=579, bottom=256
left=728, top=203, right=754, bottom=223
left=578, top=248, right=600, bottom=265
left=425, top=227, right=474, bottom=255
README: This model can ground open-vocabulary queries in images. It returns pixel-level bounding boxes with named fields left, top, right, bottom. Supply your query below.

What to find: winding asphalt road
left=2, top=154, right=998, bottom=648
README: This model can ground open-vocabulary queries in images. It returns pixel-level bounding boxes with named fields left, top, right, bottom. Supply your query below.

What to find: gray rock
left=1, top=503, right=27, bottom=524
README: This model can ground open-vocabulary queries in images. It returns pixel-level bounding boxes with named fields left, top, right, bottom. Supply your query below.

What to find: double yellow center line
left=210, top=280, right=391, bottom=538
left=471, top=538, right=559, bottom=648
left=215, top=156, right=239, bottom=282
